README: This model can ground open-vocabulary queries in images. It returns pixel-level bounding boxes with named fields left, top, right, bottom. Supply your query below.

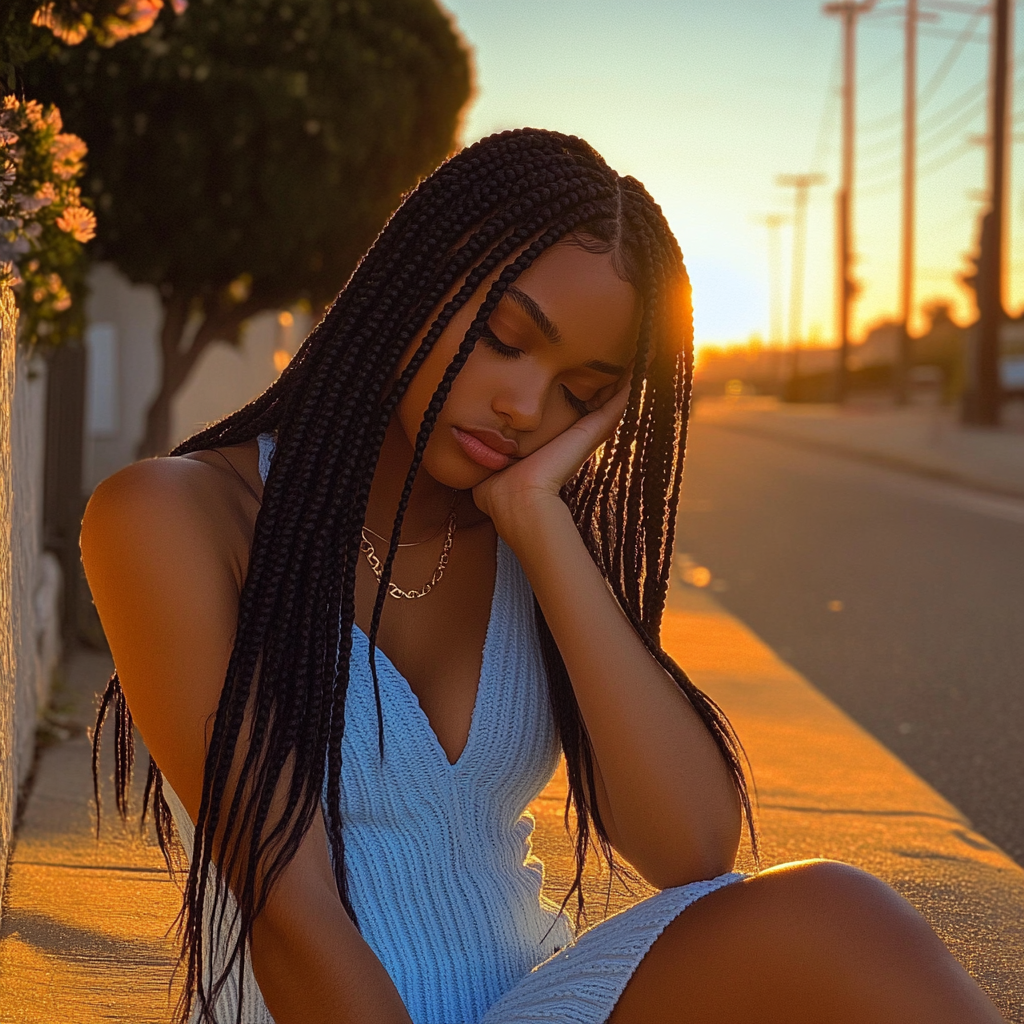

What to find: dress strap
left=257, top=431, right=276, bottom=485
left=210, top=448, right=262, bottom=506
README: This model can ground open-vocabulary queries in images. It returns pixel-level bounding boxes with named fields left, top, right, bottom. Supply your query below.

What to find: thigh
left=608, top=860, right=1004, bottom=1024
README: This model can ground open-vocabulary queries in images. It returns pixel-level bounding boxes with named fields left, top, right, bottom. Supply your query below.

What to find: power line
left=810, top=35, right=846, bottom=174
left=917, top=7, right=986, bottom=106
left=855, top=63, right=1024, bottom=188
left=858, top=89, right=986, bottom=176
left=858, top=137, right=977, bottom=196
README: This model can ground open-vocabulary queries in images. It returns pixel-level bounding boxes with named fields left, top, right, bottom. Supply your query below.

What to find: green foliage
left=0, top=95, right=92, bottom=348
left=25, top=0, right=473, bottom=313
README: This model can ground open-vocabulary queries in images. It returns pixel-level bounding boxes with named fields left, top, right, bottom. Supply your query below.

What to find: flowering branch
left=0, top=95, right=93, bottom=347
left=30, top=0, right=187, bottom=49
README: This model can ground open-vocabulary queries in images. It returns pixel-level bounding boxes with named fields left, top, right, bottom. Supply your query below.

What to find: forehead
left=502, top=242, right=641, bottom=358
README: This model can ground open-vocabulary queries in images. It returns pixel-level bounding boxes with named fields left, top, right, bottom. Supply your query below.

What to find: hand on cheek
left=472, top=376, right=633, bottom=531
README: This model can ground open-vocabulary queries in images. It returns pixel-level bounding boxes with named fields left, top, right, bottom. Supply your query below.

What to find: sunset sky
left=442, top=0, right=1024, bottom=353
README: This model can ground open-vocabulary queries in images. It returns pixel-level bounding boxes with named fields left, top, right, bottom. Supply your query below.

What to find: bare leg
left=608, top=860, right=1007, bottom=1024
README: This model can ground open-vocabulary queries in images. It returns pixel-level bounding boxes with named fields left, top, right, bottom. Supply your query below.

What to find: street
left=676, top=420, right=1024, bottom=866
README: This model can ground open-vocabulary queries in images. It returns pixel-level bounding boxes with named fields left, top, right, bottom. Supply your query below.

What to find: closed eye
left=561, top=385, right=590, bottom=416
left=481, top=326, right=523, bottom=360
left=483, top=324, right=591, bottom=415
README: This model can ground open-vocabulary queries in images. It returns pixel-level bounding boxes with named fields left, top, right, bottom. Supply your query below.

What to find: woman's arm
left=474, top=389, right=742, bottom=889
left=81, top=459, right=411, bottom=1024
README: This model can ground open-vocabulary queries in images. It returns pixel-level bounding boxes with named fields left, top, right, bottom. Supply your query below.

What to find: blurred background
left=0, top=0, right=1020, bottom=945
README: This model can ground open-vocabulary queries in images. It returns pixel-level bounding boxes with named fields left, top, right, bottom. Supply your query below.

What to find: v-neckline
left=352, top=534, right=505, bottom=772
left=256, top=432, right=502, bottom=770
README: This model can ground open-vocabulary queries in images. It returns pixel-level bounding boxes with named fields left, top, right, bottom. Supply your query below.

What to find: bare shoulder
left=80, top=445, right=262, bottom=816
left=83, top=442, right=262, bottom=585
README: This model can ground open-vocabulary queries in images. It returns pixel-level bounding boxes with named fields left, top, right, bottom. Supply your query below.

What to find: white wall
left=0, top=288, right=61, bottom=909
left=0, top=286, right=16, bottom=902
left=83, top=263, right=307, bottom=492
left=171, top=307, right=304, bottom=449
left=82, top=264, right=162, bottom=493
left=10, top=349, right=60, bottom=788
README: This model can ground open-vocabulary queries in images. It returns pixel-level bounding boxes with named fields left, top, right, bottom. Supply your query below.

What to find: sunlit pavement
left=678, top=412, right=1024, bottom=867
left=2, top=588, right=1022, bottom=1021
left=0, top=650, right=181, bottom=1023
left=694, top=395, right=1024, bottom=500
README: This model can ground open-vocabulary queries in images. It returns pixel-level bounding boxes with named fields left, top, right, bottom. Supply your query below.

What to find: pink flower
left=104, top=0, right=163, bottom=41
left=23, top=100, right=46, bottom=130
left=31, top=4, right=89, bottom=45
left=55, top=205, right=97, bottom=243
left=170, top=0, right=188, bottom=12
left=51, top=133, right=87, bottom=180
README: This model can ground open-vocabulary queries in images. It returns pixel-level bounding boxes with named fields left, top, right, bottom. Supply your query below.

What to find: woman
left=80, top=128, right=1005, bottom=1024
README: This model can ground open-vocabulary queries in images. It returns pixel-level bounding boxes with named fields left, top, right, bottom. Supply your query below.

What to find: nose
left=491, top=368, right=547, bottom=434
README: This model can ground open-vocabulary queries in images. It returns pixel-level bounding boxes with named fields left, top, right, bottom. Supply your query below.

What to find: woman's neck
left=365, top=418, right=485, bottom=541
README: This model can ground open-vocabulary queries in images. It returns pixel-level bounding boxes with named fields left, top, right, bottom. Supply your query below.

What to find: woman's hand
left=472, top=379, right=631, bottom=539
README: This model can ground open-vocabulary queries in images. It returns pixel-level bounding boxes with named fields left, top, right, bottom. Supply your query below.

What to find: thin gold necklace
left=360, top=493, right=457, bottom=599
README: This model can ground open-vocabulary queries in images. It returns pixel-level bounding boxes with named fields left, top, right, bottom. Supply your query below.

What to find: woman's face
left=395, top=242, right=643, bottom=491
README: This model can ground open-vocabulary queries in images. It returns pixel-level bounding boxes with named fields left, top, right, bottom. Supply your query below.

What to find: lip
left=451, top=426, right=518, bottom=471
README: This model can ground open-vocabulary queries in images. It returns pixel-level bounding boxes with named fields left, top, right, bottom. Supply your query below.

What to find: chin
left=421, top=447, right=494, bottom=492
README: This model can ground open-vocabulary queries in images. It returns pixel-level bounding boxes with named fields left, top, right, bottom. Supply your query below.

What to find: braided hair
left=91, top=127, right=757, bottom=1022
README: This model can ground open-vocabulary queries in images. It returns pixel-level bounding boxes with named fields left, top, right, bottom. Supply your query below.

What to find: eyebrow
left=506, top=285, right=562, bottom=343
left=504, top=285, right=627, bottom=377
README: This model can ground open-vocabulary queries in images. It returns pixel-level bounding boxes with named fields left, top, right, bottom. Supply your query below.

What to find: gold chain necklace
left=360, top=502, right=457, bottom=600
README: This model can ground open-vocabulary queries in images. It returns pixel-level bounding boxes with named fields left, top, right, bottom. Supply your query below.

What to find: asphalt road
left=675, top=420, right=1024, bottom=866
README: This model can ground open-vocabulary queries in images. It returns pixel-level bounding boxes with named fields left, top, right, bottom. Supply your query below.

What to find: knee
left=757, top=859, right=924, bottom=931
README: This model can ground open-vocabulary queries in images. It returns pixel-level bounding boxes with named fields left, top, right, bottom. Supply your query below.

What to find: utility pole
left=755, top=213, right=788, bottom=348
left=754, top=212, right=788, bottom=391
left=965, top=0, right=1011, bottom=425
left=777, top=174, right=825, bottom=393
left=896, top=0, right=918, bottom=405
left=824, top=0, right=875, bottom=404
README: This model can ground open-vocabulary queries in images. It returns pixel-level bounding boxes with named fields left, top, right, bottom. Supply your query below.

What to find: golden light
left=277, top=310, right=294, bottom=327
left=675, top=553, right=713, bottom=589
left=273, top=348, right=291, bottom=373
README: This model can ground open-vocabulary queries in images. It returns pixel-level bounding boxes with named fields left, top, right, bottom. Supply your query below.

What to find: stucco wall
left=11, top=348, right=59, bottom=788
left=0, top=285, right=16, bottom=902
left=0, top=285, right=64, bottom=912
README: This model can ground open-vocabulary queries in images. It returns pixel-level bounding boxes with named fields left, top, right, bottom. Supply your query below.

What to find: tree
left=25, top=0, right=472, bottom=455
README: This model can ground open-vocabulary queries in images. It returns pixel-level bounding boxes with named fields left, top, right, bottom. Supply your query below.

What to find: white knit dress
left=161, top=432, right=744, bottom=1024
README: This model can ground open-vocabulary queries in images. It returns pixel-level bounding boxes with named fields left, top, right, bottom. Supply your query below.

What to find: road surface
left=676, top=420, right=1024, bottom=865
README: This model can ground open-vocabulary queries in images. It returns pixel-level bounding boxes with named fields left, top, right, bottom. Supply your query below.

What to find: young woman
left=80, top=128, right=1005, bottom=1024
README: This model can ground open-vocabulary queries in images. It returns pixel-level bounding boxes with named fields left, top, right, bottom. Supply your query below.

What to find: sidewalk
left=0, top=650, right=181, bottom=1023
left=693, top=395, right=1024, bottom=500
left=2, top=587, right=1022, bottom=1022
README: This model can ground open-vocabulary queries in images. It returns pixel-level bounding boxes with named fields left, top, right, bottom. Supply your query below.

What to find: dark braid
left=90, top=127, right=757, bottom=1020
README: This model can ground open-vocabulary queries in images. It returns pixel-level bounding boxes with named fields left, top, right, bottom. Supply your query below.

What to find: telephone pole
left=965, top=0, right=1011, bottom=425
left=824, top=0, right=875, bottom=403
left=777, top=174, right=825, bottom=389
left=755, top=213, right=788, bottom=348
left=896, top=0, right=918, bottom=405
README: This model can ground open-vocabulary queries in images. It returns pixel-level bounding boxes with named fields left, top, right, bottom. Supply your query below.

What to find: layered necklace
left=360, top=490, right=458, bottom=600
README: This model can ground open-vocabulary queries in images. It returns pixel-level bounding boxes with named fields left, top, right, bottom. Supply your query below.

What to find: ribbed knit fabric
left=161, top=431, right=746, bottom=1024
